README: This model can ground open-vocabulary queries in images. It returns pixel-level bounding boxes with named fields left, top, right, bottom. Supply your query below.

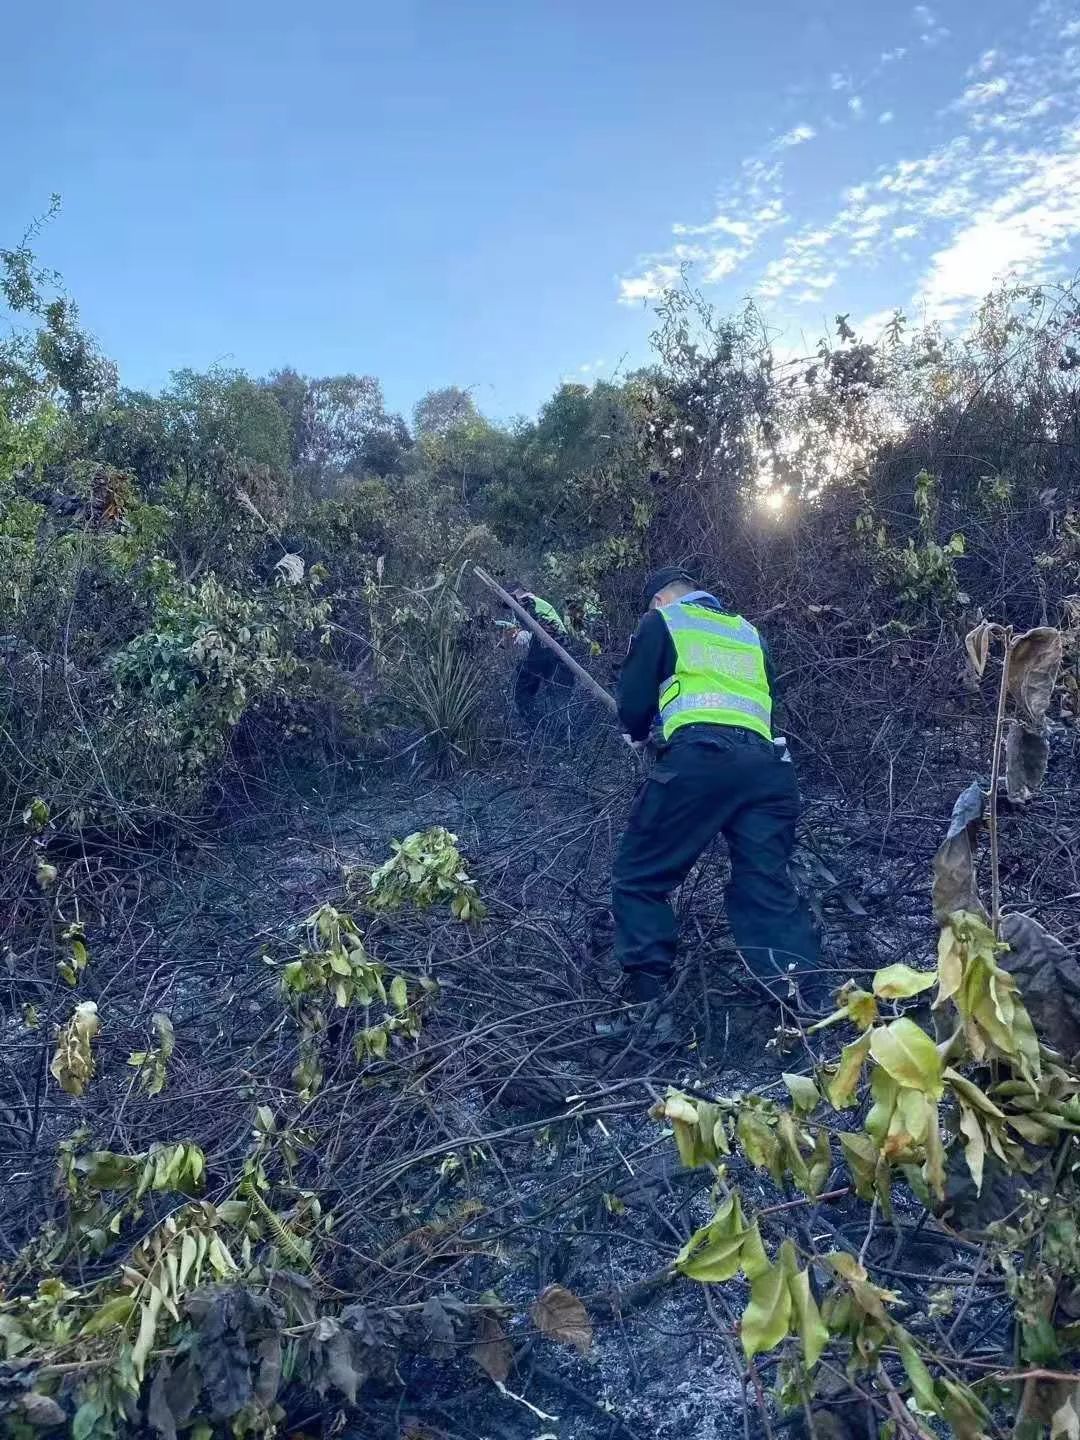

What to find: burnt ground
left=4, top=692, right=1076, bottom=1438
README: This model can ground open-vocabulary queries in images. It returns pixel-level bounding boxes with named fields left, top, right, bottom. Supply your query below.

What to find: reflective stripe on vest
left=531, top=596, right=568, bottom=634
left=657, top=601, right=773, bottom=741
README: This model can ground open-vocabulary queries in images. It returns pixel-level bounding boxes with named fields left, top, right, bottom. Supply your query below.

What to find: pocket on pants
left=627, top=770, right=673, bottom=834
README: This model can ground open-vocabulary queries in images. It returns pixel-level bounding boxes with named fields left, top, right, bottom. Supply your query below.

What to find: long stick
left=987, top=626, right=1013, bottom=937
left=473, top=567, right=619, bottom=713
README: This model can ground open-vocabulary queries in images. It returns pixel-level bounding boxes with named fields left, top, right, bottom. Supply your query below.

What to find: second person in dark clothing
left=607, top=566, right=821, bottom=1028
left=508, top=582, right=574, bottom=723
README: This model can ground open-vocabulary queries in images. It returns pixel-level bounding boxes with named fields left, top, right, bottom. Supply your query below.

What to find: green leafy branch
left=362, top=825, right=486, bottom=921
left=650, top=614, right=1078, bottom=1436
left=276, top=903, right=431, bottom=1098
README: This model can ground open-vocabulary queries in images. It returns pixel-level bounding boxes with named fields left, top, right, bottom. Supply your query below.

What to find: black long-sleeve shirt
left=617, top=595, right=779, bottom=742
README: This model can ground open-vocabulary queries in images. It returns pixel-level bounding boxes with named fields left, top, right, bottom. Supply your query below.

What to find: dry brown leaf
left=20, top=1392, right=67, bottom=1429
left=1008, top=627, right=1063, bottom=728
left=945, top=781, right=984, bottom=840
left=420, top=1296, right=457, bottom=1359
left=964, top=619, right=991, bottom=681
left=50, top=1001, right=100, bottom=1096
left=531, top=1284, right=592, bottom=1355
left=1005, top=721, right=1049, bottom=803
left=470, top=1311, right=512, bottom=1383
left=1001, top=911, right=1080, bottom=1060
left=1020, top=1377, right=1077, bottom=1435
left=932, top=783, right=987, bottom=922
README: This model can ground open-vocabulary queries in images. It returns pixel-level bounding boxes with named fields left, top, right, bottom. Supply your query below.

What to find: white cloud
left=618, top=264, right=681, bottom=304
left=916, top=141, right=1080, bottom=324
left=754, top=198, right=786, bottom=223
left=850, top=203, right=894, bottom=240
left=673, top=215, right=753, bottom=241
left=617, top=154, right=789, bottom=303
left=724, top=6, right=1080, bottom=311
left=858, top=307, right=902, bottom=337
left=880, top=45, right=908, bottom=63
left=955, top=77, right=1010, bottom=109
left=775, top=123, right=817, bottom=148
left=615, top=0, right=1080, bottom=322
left=703, top=249, right=742, bottom=281
left=758, top=255, right=804, bottom=300
left=913, top=3, right=951, bottom=47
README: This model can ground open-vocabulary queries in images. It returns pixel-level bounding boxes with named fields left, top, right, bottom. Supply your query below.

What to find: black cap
left=643, top=565, right=695, bottom=607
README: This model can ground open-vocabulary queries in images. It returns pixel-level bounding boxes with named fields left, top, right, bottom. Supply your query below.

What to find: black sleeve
left=617, top=611, right=672, bottom=741
left=760, top=633, right=782, bottom=728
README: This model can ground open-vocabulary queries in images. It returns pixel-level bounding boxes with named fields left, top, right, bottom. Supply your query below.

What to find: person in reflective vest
left=605, top=565, right=821, bottom=1032
left=507, top=581, right=573, bottom=722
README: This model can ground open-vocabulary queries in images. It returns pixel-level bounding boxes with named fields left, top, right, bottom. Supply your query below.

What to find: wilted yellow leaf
left=50, top=1002, right=101, bottom=1096
left=784, top=1248, right=828, bottom=1368
left=922, top=1101, right=946, bottom=1201
left=872, top=963, right=936, bottom=1000
left=676, top=1194, right=756, bottom=1283
left=964, top=620, right=991, bottom=681
left=957, top=1100, right=986, bottom=1195
left=741, top=1255, right=791, bottom=1359
left=825, top=1032, right=871, bottom=1110
left=737, top=1107, right=781, bottom=1177
left=782, top=1073, right=821, bottom=1113
left=838, top=1131, right=877, bottom=1201
left=869, top=1018, right=944, bottom=1097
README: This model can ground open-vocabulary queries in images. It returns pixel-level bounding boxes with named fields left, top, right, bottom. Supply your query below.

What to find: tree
left=165, top=368, right=292, bottom=473
left=299, top=374, right=386, bottom=477
left=2, top=220, right=116, bottom=454
left=263, top=367, right=309, bottom=468
left=74, top=387, right=178, bottom=494
left=353, top=412, right=412, bottom=478
left=264, top=370, right=411, bottom=488
left=33, top=297, right=117, bottom=414
left=413, top=386, right=478, bottom=439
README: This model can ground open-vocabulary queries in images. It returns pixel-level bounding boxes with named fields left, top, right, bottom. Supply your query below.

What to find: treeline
left=3, top=230, right=1080, bottom=835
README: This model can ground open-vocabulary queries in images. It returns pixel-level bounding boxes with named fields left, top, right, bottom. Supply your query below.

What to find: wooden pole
left=473, top=566, right=619, bottom=715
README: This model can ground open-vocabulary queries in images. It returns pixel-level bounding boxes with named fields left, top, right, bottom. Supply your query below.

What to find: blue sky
left=4, top=0, right=1079, bottom=421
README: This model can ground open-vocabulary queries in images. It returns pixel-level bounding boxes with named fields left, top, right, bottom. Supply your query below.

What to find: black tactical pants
left=612, top=727, right=821, bottom=988
left=514, top=638, right=572, bottom=719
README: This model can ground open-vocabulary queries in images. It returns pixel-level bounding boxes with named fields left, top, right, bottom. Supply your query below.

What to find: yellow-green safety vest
left=530, top=596, right=568, bottom=635
left=657, top=600, right=772, bottom=742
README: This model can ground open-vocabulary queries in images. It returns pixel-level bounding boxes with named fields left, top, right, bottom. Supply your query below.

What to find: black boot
left=594, top=970, right=675, bottom=1041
